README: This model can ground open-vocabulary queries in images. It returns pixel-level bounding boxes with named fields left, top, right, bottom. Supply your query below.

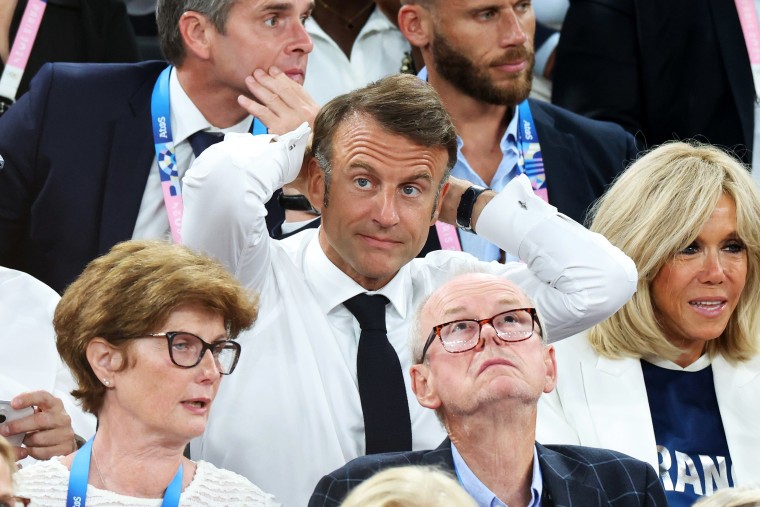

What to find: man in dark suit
left=552, top=0, right=754, bottom=166
left=310, top=273, right=666, bottom=507
left=392, top=0, right=636, bottom=261
left=0, top=0, right=318, bottom=293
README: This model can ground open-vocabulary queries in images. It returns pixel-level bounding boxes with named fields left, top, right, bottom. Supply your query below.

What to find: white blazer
left=537, top=332, right=760, bottom=485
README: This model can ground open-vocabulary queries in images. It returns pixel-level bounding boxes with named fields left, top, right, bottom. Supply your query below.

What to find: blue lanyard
left=66, top=437, right=184, bottom=507
left=515, top=100, right=548, bottom=200
left=149, top=65, right=267, bottom=242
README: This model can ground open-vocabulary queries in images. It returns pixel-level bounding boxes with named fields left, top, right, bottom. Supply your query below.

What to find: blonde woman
left=537, top=142, right=760, bottom=506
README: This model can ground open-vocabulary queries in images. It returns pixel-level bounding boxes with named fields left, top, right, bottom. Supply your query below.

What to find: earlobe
left=398, top=5, right=432, bottom=48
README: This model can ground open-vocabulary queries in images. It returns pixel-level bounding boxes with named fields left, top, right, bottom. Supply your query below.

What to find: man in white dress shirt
left=182, top=74, right=637, bottom=506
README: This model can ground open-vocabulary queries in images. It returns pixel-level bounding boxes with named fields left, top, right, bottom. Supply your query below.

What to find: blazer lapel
left=538, top=444, right=605, bottom=507
left=708, top=0, right=755, bottom=150
left=582, top=356, right=659, bottom=471
left=713, top=354, right=760, bottom=484
left=98, top=64, right=164, bottom=254
left=420, top=438, right=456, bottom=471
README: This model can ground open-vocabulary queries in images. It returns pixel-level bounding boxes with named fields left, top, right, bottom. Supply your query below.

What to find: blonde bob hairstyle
left=340, top=466, right=476, bottom=507
left=54, top=240, right=259, bottom=415
left=587, top=141, right=760, bottom=362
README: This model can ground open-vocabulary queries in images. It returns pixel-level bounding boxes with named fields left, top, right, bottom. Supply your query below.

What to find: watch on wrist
left=277, top=193, right=320, bottom=215
left=456, top=185, right=490, bottom=232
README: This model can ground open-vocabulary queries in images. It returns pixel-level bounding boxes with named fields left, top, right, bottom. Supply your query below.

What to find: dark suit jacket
left=0, top=61, right=285, bottom=293
left=5, top=0, right=139, bottom=98
left=552, top=0, right=754, bottom=164
left=309, top=439, right=667, bottom=507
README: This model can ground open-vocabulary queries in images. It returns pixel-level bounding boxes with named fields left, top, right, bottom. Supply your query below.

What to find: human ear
left=86, top=338, right=126, bottom=387
left=178, top=11, right=213, bottom=60
left=411, top=364, right=442, bottom=410
left=431, top=182, right=450, bottom=224
left=306, top=156, right=327, bottom=210
left=543, top=345, right=558, bottom=393
left=398, top=5, right=433, bottom=48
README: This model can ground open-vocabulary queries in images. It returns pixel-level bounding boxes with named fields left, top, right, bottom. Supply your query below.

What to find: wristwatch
left=456, top=185, right=490, bottom=232
left=277, top=193, right=320, bottom=215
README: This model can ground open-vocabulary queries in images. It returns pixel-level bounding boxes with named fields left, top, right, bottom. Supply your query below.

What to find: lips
left=688, top=298, right=728, bottom=317
left=284, top=69, right=305, bottom=84
left=181, top=398, right=212, bottom=414
left=359, top=234, right=402, bottom=249
left=477, top=358, right=515, bottom=375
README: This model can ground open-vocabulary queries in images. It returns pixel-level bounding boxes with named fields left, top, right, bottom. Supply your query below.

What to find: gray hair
left=156, top=0, right=237, bottom=66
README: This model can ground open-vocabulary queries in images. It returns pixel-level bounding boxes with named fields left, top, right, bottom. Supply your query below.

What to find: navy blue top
left=641, top=358, right=734, bottom=506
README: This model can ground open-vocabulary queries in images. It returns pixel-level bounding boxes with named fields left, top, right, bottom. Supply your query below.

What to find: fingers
left=238, top=66, right=320, bottom=135
left=2, top=391, right=75, bottom=460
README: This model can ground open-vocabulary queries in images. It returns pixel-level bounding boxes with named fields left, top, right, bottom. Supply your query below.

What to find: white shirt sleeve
left=181, top=123, right=311, bottom=289
left=476, top=174, right=638, bottom=341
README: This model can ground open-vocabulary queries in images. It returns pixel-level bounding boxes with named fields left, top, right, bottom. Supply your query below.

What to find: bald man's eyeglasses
left=420, top=308, right=540, bottom=362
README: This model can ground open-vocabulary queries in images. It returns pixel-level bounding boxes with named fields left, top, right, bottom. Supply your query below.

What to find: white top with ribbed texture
left=14, top=458, right=280, bottom=506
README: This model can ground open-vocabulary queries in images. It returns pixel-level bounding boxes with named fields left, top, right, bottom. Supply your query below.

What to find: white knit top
left=14, top=458, right=280, bottom=506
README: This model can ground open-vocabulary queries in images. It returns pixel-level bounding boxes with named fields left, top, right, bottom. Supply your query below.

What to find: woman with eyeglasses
left=0, top=435, right=29, bottom=507
left=536, top=142, right=760, bottom=506
left=13, top=240, right=279, bottom=506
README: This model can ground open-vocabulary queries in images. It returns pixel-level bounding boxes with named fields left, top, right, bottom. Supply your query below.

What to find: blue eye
left=724, top=241, right=746, bottom=254
left=355, top=178, right=371, bottom=189
left=401, top=186, right=421, bottom=197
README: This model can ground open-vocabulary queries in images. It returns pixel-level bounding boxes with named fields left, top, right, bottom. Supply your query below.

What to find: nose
left=698, top=250, right=726, bottom=284
left=374, top=189, right=400, bottom=228
left=473, top=321, right=503, bottom=352
left=288, top=19, right=314, bottom=54
left=499, top=7, right=530, bottom=47
left=198, top=348, right=222, bottom=380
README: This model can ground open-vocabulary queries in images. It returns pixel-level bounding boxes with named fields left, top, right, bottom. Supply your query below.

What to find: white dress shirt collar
left=303, top=230, right=411, bottom=318
left=168, top=66, right=252, bottom=142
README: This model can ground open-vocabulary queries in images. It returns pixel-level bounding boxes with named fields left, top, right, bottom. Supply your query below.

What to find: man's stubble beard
left=431, top=29, right=534, bottom=106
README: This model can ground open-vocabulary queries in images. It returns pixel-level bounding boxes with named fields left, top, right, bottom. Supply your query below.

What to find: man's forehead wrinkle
left=426, top=276, right=529, bottom=320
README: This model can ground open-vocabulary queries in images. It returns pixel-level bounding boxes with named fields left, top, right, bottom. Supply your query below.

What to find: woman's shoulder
left=182, top=461, right=280, bottom=506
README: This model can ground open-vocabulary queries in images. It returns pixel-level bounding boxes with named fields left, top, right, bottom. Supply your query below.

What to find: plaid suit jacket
left=308, top=439, right=667, bottom=507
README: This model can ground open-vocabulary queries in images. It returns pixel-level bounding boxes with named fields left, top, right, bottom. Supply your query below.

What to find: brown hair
left=54, top=240, right=258, bottom=414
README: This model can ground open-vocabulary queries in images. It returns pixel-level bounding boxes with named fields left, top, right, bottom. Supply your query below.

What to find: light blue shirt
left=419, top=66, right=520, bottom=261
left=451, top=443, right=543, bottom=507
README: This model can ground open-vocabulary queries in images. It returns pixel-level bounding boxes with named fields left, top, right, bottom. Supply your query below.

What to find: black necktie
left=188, top=130, right=224, bottom=157
left=344, top=293, right=413, bottom=454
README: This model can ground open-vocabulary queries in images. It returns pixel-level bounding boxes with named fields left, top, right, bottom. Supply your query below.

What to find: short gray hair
left=156, top=0, right=237, bottom=65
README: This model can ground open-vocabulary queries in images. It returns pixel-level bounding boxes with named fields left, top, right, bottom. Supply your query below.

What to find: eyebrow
left=440, top=298, right=524, bottom=319
left=259, top=1, right=299, bottom=12
left=347, top=163, right=434, bottom=183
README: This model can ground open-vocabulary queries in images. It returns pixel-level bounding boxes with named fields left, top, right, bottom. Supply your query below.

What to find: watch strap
left=277, top=193, right=320, bottom=215
left=456, top=185, right=490, bottom=232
